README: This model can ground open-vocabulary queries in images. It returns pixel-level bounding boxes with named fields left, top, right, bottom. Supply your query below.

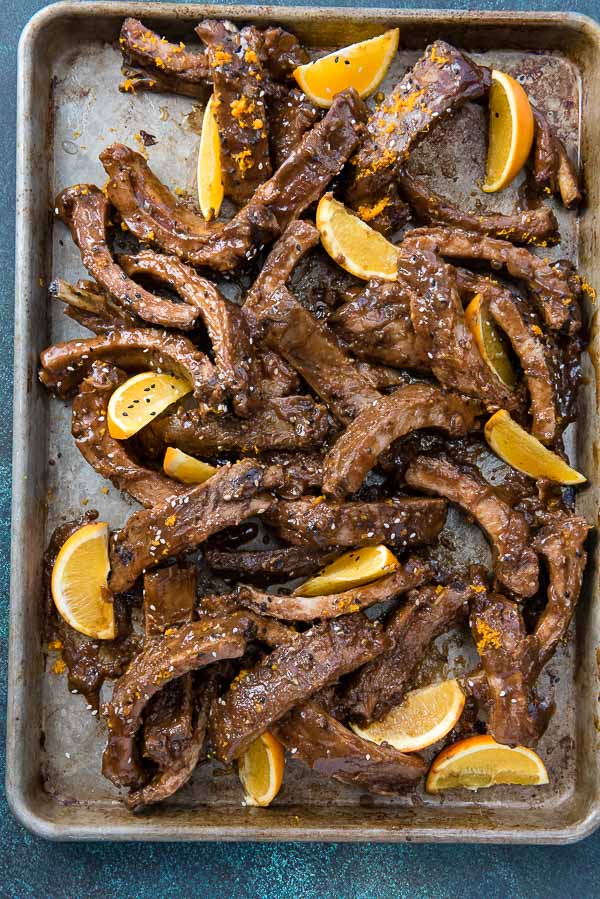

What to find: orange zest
left=197, top=94, right=224, bottom=220
left=238, top=731, right=285, bottom=807
left=163, top=447, right=217, bottom=484
left=426, top=735, right=549, bottom=793
left=465, top=292, right=517, bottom=388
left=293, top=29, right=399, bottom=109
left=51, top=522, right=115, bottom=640
left=482, top=70, right=534, bottom=193
left=351, top=679, right=465, bottom=753
left=485, top=409, right=586, bottom=485
left=107, top=372, right=192, bottom=440
left=316, top=193, right=398, bottom=281
left=295, top=544, right=399, bottom=597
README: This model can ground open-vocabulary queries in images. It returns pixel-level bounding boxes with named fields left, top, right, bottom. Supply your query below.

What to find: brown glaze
left=209, top=614, right=390, bottom=762
left=119, top=250, right=257, bottom=416
left=342, top=582, right=472, bottom=724
left=109, top=460, right=282, bottom=592
left=195, top=20, right=272, bottom=204
left=100, top=90, right=367, bottom=270
left=251, top=284, right=381, bottom=425
left=275, top=700, right=426, bottom=793
left=346, top=41, right=490, bottom=212
left=142, top=565, right=197, bottom=773
left=49, top=277, right=142, bottom=333
left=103, top=611, right=276, bottom=786
left=398, top=170, right=558, bottom=244
left=397, top=247, right=520, bottom=410
left=72, top=362, right=188, bottom=508
left=146, top=394, right=330, bottom=456
left=55, top=184, right=198, bottom=330
left=236, top=556, right=431, bottom=621
left=265, top=497, right=447, bottom=550
left=204, top=546, right=333, bottom=582
left=470, top=592, right=543, bottom=746
left=323, top=383, right=482, bottom=497
left=456, top=269, right=564, bottom=444
left=332, top=280, right=429, bottom=371
left=402, top=226, right=582, bottom=334
left=269, top=87, right=320, bottom=169
left=405, top=456, right=539, bottom=598
left=40, top=326, right=223, bottom=411
left=532, top=108, right=582, bottom=208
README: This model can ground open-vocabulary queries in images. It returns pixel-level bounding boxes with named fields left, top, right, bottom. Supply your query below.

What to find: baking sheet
left=8, top=2, right=600, bottom=842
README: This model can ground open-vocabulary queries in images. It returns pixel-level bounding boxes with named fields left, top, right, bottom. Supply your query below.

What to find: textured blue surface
left=3, top=1, right=600, bottom=896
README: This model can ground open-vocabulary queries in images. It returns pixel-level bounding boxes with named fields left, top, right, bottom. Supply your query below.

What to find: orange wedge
left=197, top=94, right=224, bottom=220
left=482, top=70, right=534, bottom=193
left=51, top=522, right=115, bottom=640
left=163, top=447, right=217, bottom=484
left=238, top=731, right=285, bottom=807
left=351, top=679, right=465, bottom=753
left=485, top=409, right=586, bottom=484
left=107, top=371, right=192, bottom=440
left=465, top=292, right=517, bottom=389
left=294, top=29, right=399, bottom=109
left=294, top=544, right=399, bottom=597
left=316, top=193, right=398, bottom=281
left=426, top=735, right=549, bottom=793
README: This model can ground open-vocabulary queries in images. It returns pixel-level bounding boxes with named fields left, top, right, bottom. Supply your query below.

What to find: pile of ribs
left=40, top=17, right=591, bottom=809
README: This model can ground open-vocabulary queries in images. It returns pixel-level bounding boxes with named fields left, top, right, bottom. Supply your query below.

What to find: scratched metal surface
left=7, top=1, right=600, bottom=851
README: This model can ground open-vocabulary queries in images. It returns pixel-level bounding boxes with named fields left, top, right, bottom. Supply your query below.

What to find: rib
left=532, top=108, right=582, bottom=209
left=531, top=512, right=589, bottom=671
left=242, top=220, right=321, bottom=403
left=145, top=394, right=330, bottom=455
left=243, top=220, right=320, bottom=325
left=55, top=184, right=198, bottom=330
left=342, top=583, right=472, bottom=724
left=249, top=284, right=381, bottom=424
left=103, top=611, right=280, bottom=787
left=402, top=226, right=582, bottom=334
left=120, top=62, right=206, bottom=98
left=346, top=41, right=490, bottom=211
left=456, top=269, right=563, bottom=444
left=208, top=614, right=390, bottom=762
left=119, top=17, right=209, bottom=95
left=100, top=90, right=367, bottom=271
left=237, top=557, right=431, bottom=621
left=204, top=546, right=332, bottom=582
left=465, top=512, right=589, bottom=731
left=71, top=362, right=188, bottom=508
left=119, top=250, right=257, bottom=416
left=195, top=19, right=272, bottom=203
left=109, top=459, right=282, bottom=592
left=142, top=565, right=197, bottom=771
left=39, top=327, right=223, bottom=410
left=269, top=87, right=320, bottom=168
left=275, top=700, right=426, bottom=793
left=49, top=277, right=142, bottom=333
left=405, top=456, right=539, bottom=598
left=323, top=383, right=481, bottom=497
left=470, top=592, right=542, bottom=746
left=256, top=450, right=323, bottom=499
left=398, top=170, right=558, bottom=244
left=143, top=564, right=197, bottom=636
left=118, top=18, right=307, bottom=97
left=332, top=280, right=429, bottom=370
left=396, top=248, right=519, bottom=410
left=128, top=673, right=217, bottom=809
left=265, top=497, right=447, bottom=550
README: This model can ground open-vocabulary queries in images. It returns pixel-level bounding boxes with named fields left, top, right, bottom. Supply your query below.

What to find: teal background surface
left=2, top=2, right=599, bottom=896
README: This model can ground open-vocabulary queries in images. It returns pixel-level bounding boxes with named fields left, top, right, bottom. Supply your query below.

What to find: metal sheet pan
left=8, top=2, right=600, bottom=842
